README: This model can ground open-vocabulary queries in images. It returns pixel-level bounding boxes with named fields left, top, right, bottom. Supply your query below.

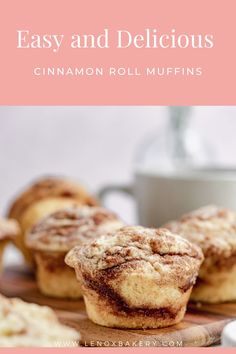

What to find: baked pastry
left=164, top=205, right=236, bottom=303
left=65, top=226, right=203, bottom=329
left=0, top=294, right=80, bottom=347
left=26, top=206, right=124, bottom=298
left=7, top=176, right=98, bottom=264
left=0, top=218, right=20, bottom=272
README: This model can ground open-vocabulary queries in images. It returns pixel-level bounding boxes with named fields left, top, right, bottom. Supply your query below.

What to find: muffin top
left=0, top=218, right=20, bottom=241
left=26, top=206, right=124, bottom=252
left=8, top=176, right=98, bottom=222
left=65, top=226, right=203, bottom=288
left=0, top=294, right=79, bottom=347
left=164, top=205, right=236, bottom=259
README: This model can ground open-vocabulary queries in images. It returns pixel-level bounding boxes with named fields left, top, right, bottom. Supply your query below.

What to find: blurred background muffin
left=26, top=206, right=124, bottom=298
left=0, top=218, right=20, bottom=272
left=7, top=176, right=98, bottom=265
left=164, top=205, right=236, bottom=303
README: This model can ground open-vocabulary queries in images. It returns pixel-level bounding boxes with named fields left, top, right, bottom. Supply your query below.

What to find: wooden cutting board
left=0, top=266, right=235, bottom=347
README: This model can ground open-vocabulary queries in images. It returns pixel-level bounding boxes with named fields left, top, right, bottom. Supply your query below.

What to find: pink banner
left=1, top=0, right=236, bottom=105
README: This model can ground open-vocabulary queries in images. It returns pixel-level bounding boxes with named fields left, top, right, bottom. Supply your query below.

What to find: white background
left=1, top=105, right=236, bottom=263
left=1, top=106, right=236, bottom=221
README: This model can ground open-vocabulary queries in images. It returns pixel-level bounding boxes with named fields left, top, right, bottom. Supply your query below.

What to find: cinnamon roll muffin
left=8, top=176, right=98, bottom=264
left=26, top=207, right=124, bottom=298
left=164, top=205, right=236, bottom=303
left=0, top=218, right=20, bottom=272
left=0, top=294, right=80, bottom=347
left=65, top=226, right=203, bottom=329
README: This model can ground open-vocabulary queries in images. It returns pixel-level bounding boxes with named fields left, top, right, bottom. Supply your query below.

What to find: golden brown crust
left=0, top=294, right=80, bottom=347
left=26, top=206, right=124, bottom=252
left=83, top=284, right=190, bottom=328
left=190, top=263, right=236, bottom=303
left=0, top=218, right=20, bottom=241
left=34, top=251, right=83, bottom=298
left=164, top=205, right=236, bottom=262
left=8, top=176, right=98, bottom=222
left=66, top=226, right=203, bottom=328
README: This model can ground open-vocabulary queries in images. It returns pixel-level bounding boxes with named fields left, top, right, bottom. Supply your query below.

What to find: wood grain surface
left=0, top=266, right=235, bottom=347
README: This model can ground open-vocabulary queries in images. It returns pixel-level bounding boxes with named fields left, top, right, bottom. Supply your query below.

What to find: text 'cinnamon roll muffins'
left=0, top=294, right=80, bottom=347
left=26, top=206, right=124, bottom=298
left=65, top=226, right=203, bottom=329
left=0, top=218, right=20, bottom=272
left=7, top=176, right=99, bottom=265
left=164, top=205, right=236, bottom=303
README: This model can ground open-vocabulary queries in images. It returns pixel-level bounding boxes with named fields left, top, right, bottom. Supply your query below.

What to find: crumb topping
left=26, top=206, right=124, bottom=252
left=65, top=226, right=203, bottom=287
left=164, top=205, right=236, bottom=258
left=0, top=295, right=79, bottom=347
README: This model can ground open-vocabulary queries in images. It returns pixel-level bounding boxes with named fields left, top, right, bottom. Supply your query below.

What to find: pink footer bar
left=1, top=349, right=236, bottom=353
